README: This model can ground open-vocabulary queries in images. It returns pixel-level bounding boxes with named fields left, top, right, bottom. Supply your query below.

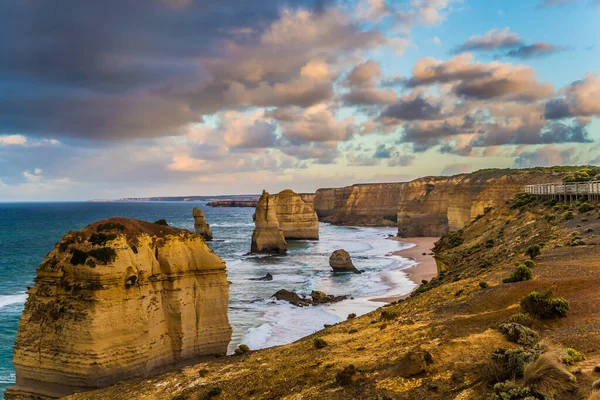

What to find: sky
left=0, top=0, right=599, bottom=201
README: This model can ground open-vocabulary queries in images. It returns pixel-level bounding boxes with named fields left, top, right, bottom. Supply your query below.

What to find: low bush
left=571, top=236, right=585, bottom=246
left=206, top=386, right=222, bottom=398
left=234, top=344, right=250, bottom=355
left=70, top=249, right=89, bottom=265
left=89, top=233, right=117, bottom=246
left=485, top=239, right=495, bottom=248
left=446, top=231, right=464, bottom=248
left=313, top=337, right=328, bottom=349
left=347, top=313, right=356, bottom=320
left=594, top=364, right=600, bottom=373
left=562, top=348, right=585, bottom=366
left=503, top=265, right=533, bottom=283
left=87, top=247, right=117, bottom=264
left=523, top=260, right=536, bottom=269
left=544, top=213, right=557, bottom=222
left=489, top=381, right=535, bottom=400
left=523, top=352, right=577, bottom=399
left=380, top=310, right=398, bottom=321
left=335, top=365, right=357, bottom=386
left=593, top=379, right=600, bottom=391
left=498, top=323, right=540, bottom=346
left=479, top=281, right=489, bottom=289
left=487, top=347, right=539, bottom=382
left=520, top=292, right=569, bottom=319
left=563, top=210, right=574, bottom=220
left=508, top=313, right=534, bottom=327
left=525, top=244, right=541, bottom=260
left=579, top=203, right=594, bottom=213
left=511, top=193, right=536, bottom=209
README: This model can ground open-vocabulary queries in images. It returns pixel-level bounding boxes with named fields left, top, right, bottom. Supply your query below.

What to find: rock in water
left=193, top=207, right=213, bottom=241
left=6, top=218, right=231, bottom=399
left=251, top=191, right=287, bottom=254
left=250, top=273, right=273, bottom=281
left=329, top=249, right=361, bottom=274
left=273, top=189, right=319, bottom=240
left=153, top=218, right=169, bottom=226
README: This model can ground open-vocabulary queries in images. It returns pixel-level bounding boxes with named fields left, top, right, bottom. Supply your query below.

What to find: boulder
left=153, top=219, right=169, bottom=226
left=193, top=207, right=213, bottom=241
left=251, top=191, right=287, bottom=254
left=329, top=249, right=361, bottom=274
left=5, top=218, right=231, bottom=399
left=273, top=189, right=319, bottom=240
left=273, top=289, right=306, bottom=306
left=311, top=290, right=347, bottom=304
left=250, top=273, right=273, bottom=281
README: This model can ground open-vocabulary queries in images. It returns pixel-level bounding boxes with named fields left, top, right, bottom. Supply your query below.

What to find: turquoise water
left=0, top=202, right=414, bottom=398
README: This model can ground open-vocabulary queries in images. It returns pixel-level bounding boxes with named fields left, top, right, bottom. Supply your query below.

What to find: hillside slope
left=70, top=195, right=600, bottom=400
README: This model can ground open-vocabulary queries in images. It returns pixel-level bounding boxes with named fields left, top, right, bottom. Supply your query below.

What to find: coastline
left=369, top=236, right=440, bottom=303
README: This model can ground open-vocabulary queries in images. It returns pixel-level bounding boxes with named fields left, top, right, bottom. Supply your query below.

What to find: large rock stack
left=251, top=191, right=287, bottom=254
left=6, top=218, right=231, bottom=399
left=193, top=207, right=213, bottom=240
left=273, top=189, right=319, bottom=240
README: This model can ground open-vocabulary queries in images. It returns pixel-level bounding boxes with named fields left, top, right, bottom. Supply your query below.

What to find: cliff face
left=206, top=201, right=257, bottom=207
left=397, top=169, right=565, bottom=237
left=6, top=218, right=231, bottom=400
left=314, top=184, right=406, bottom=226
left=273, top=190, right=319, bottom=240
left=298, top=193, right=316, bottom=207
left=251, top=191, right=287, bottom=254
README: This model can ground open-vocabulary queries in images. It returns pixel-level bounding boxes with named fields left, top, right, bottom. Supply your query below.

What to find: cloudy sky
left=0, top=0, right=599, bottom=200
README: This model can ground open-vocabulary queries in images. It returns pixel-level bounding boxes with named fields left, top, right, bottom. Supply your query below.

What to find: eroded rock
left=273, top=189, right=319, bottom=240
left=251, top=191, right=287, bottom=254
left=193, top=207, right=213, bottom=241
left=6, top=218, right=231, bottom=399
left=329, top=249, right=361, bottom=274
left=396, top=349, right=434, bottom=378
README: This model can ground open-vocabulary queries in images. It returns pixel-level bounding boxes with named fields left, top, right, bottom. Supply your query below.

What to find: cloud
left=513, top=145, right=578, bottom=168
left=380, top=96, right=445, bottom=122
left=545, top=73, right=600, bottom=119
left=540, top=0, right=576, bottom=6
left=373, top=144, right=393, bottom=158
left=432, top=36, right=443, bottom=46
left=453, top=27, right=522, bottom=52
left=0, top=135, right=60, bottom=147
left=506, top=42, right=563, bottom=59
left=342, top=60, right=397, bottom=105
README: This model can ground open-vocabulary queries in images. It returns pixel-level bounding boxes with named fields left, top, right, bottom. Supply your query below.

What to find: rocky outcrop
left=251, top=191, right=287, bottom=254
left=397, top=169, right=565, bottom=237
left=207, top=201, right=257, bottom=207
left=6, top=218, right=231, bottom=400
left=314, top=184, right=406, bottom=226
left=273, top=189, right=319, bottom=240
left=329, top=249, right=361, bottom=274
left=193, top=207, right=213, bottom=241
left=250, top=273, right=273, bottom=281
left=272, top=289, right=347, bottom=306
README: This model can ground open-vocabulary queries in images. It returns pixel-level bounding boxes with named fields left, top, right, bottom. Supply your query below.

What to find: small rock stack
left=251, top=191, right=287, bottom=254
left=193, top=207, right=213, bottom=241
left=329, top=249, right=361, bottom=274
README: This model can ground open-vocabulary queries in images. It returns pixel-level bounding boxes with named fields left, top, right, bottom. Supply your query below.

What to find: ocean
left=0, top=202, right=416, bottom=398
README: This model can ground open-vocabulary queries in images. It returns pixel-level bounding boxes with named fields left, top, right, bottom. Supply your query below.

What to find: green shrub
left=313, top=337, right=328, bottom=349
left=544, top=213, right=557, bottom=222
left=87, top=247, right=117, bottom=265
left=479, top=282, right=489, bottom=289
left=490, top=381, right=534, bottom=400
left=525, top=244, right=541, bottom=260
left=234, top=344, right=251, bottom=355
left=335, top=365, right=357, bottom=386
left=89, top=233, right=117, bottom=246
left=206, top=386, right=222, bottom=398
left=562, top=210, right=574, bottom=220
left=581, top=218, right=589, bottom=222
left=498, top=323, right=540, bottom=346
left=571, top=236, right=585, bottom=246
left=520, top=291, right=569, bottom=319
left=347, top=313, right=356, bottom=320
left=380, top=310, right=399, bottom=321
left=584, top=228, right=594, bottom=233
left=485, top=239, right=494, bottom=248
left=508, top=313, right=534, bottom=327
left=511, top=193, right=536, bottom=209
left=503, top=265, right=533, bottom=283
left=446, top=231, right=464, bottom=248
left=96, top=222, right=125, bottom=232
left=523, top=260, right=536, bottom=269
left=70, top=249, right=89, bottom=265
left=578, top=203, right=594, bottom=213
left=562, top=348, right=585, bottom=366
left=484, top=206, right=494, bottom=214
left=487, top=347, right=539, bottom=382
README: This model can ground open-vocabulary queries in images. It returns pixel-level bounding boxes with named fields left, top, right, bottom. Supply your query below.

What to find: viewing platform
left=525, top=181, right=600, bottom=202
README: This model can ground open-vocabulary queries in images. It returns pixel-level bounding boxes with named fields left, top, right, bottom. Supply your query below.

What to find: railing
left=525, top=181, right=600, bottom=197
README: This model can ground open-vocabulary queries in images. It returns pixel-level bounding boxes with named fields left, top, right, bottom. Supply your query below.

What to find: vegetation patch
left=525, top=244, right=541, bottom=260
left=511, top=193, right=536, bottom=209
left=70, top=249, right=90, bottom=266
left=520, top=292, right=569, bottom=319
left=335, top=365, right=357, bottom=386
left=508, top=313, right=534, bottom=327
left=562, top=210, right=574, bottom=220
left=234, top=344, right=251, bottom=355
left=503, top=265, right=533, bottom=283
left=562, top=348, right=585, bottom=366
left=498, top=323, right=540, bottom=346
left=96, top=222, right=125, bottom=232
left=313, top=337, right=328, bottom=349
left=89, top=233, right=117, bottom=246
left=380, top=310, right=398, bottom=321
left=487, top=347, right=539, bottom=382
left=87, top=247, right=117, bottom=265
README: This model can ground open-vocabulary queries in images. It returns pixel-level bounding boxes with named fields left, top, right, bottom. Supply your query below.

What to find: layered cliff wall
left=273, top=190, right=319, bottom=240
left=313, top=184, right=406, bottom=226
left=251, top=191, right=287, bottom=254
left=6, top=218, right=231, bottom=399
left=397, top=169, right=565, bottom=237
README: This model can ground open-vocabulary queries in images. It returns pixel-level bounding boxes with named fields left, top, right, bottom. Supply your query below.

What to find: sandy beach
left=370, top=236, right=440, bottom=303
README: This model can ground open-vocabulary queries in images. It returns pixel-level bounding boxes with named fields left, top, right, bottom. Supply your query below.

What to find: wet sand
left=370, top=236, right=439, bottom=303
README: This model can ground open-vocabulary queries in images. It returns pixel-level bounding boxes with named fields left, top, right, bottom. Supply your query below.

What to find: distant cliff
left=273, top=190, right=319, bottom=240
left=397, top=169, right=564, bottom=237
left=6, top=218, right=231, bottom=399
left=313, top=184, right=406, bottom=226
left=207, top=201, right=258, bottom=207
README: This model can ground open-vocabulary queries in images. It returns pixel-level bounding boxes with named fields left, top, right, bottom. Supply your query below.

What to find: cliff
left=313, top=184, right=405, bottom=226
left=193, top=207, right=213, bottom=240
left=251, top=191, right=287, bottom=254
left=397, top=169, right=564, bottom=237
left=207, top=201, right=258, bottom=207
left=67, top=193, right=600, bottom=399
left=273, top=190, right=319, bottom=240
left=6, top=218, right=231, bottom=399
left=299, top=193, right=316, bottom=207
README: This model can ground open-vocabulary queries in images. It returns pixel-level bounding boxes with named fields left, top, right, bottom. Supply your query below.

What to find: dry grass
left=523, top=343, right=577, bottom=398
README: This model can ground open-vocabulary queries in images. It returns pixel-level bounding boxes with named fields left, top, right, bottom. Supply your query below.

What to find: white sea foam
left=0, top=293, right=27, bottom=310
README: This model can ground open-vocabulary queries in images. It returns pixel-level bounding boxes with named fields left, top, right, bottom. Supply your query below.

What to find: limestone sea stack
left=329, top=249, right=361, bottom=274
left=273, top=189, right=319, bottom=240
left=193, top=207, right=213, bottom=240
left=6, top=218, right=231, bottom=399
left=251, top=191, right=287, bottom=254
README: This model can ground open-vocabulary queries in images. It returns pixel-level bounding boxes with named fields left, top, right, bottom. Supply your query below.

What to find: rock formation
left=329, top=249, right=361, bottom=274
left=313, top=184, right=405, bottom=226
left=250, top=273, right=273, bottom=281
left=193, top=207, right=213, bottom=240
left=272, top=289, right=347, bottom=306
left=273, top=189, right=319, bottom=240
left=251, top=191, right=287, bottom=254
left=6, top=218, right=231, bottom=399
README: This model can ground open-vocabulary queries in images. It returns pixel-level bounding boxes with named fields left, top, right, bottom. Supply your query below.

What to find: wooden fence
left=524, top=181, right=600, bottom=202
